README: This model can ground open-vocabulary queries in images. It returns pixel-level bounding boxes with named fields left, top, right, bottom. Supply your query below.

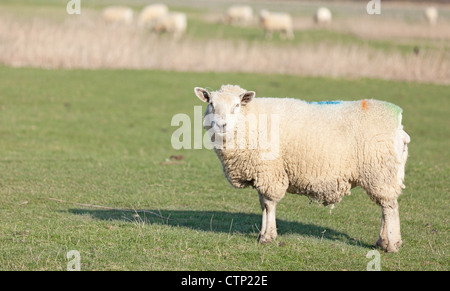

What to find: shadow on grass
left=68, top=208, right=374, bottom=249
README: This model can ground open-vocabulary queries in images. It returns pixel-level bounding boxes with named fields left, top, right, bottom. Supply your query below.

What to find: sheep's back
left=241, top=98, right=403, bottom=203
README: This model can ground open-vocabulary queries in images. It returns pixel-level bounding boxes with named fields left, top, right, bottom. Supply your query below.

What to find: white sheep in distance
left=224, top=5, right=254, bottom=26
left=424, top=7, right=438, bottom=25
left=194, top=85, right=410, bottom=253
left=314, top=7, right=332, bottom=24
left=153, top=12, right=187, bottom=38
left=259, top=10, right=294, bottom=40
left=138, top=4, right=169, bottom=28
left=101, top=6, right=134, bottom=25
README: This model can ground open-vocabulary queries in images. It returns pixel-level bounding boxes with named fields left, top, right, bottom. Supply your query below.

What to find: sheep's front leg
left=378, top=199, right=402, bottom=253
left=259, top=198, right=278, bottom=244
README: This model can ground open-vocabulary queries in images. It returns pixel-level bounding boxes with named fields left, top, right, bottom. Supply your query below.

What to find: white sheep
left=194, top=85, right=410, bottom=253
left=153, top=12, right=187, bottom=38
left=101, top=6, right=134, bottom=25
left=259, top=10, right=294, bottom=40
left=314, top=7, right=332, bottom=24
left=224, top=5, right=254, bottom=26
left=424, top=7, right=438, bottom=25
left=138, top=4, right=169, bottom=28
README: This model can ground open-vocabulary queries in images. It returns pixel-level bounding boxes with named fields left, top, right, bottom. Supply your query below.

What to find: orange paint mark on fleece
left=362, top=99, right=368, bottom=110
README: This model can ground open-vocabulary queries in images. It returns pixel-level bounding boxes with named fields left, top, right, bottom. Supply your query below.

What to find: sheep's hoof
left=386, top=240, right=403, bottom=253
left=259, top=232, right=277, bottom=244
left=385, top=245, right=399, bottom=253
left=375, top=237, right=388, bottom=250
left=259, top=236, right=273, bottom=244
left=257, top=232, right=264, bottom=240
left=377, top=239, right=402, bottom=253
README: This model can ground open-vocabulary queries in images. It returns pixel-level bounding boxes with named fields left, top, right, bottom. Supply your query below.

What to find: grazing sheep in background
left=224, top=5, right=254, bottom=26
left=153, top=12, right=187, bottom=38
left=259, top=9, right=294, bottom=40
left=194, top=84, right=410, bottom=253
left=424, top=7, right=438, bottom=25
left=101, top=6, right=133, bottom=25
left=314, top=7, right=332, bottom=24
left=138, top=4, right=169, bottom=28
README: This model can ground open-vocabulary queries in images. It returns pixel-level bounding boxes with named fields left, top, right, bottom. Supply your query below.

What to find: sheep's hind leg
left=379, top=199, right=402, bottom=253
left=376, top=209, right=388, bottom=250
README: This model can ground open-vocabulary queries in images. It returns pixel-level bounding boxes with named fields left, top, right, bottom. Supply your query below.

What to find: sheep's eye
left=232, top=104, right=240, bottom=113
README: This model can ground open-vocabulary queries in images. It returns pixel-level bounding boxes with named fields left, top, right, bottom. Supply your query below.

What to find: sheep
left=424, top=7, right=438, bottom=25
left=101, top=6, right=133, bottom=25
left=314, top=7, right=332, bottom=25
left=138, top=4, right=169, bottom=28
left=259, top=10, right=294, bottom=40
left=224, top=5, right=254, bottom=26
left=153, top=12, right=187, bottom=38
left=194, top=84, right=410, bottom=253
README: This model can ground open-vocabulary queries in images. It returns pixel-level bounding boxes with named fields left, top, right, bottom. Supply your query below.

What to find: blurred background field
left=0, top=0, right=449, bottom=83
left=0, top=0, right=449, bottom=271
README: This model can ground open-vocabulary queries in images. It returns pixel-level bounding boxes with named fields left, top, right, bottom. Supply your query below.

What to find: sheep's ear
left=194, top=87, right=210, bottom=103
left=240, top=91, right=255, bottom=105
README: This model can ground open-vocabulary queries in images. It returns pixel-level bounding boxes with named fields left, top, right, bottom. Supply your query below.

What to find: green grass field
left=0, top=66, right=448, bottom=270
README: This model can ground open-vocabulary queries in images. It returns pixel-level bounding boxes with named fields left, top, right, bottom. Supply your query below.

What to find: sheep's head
left=194, top=85, right=255, bottom=136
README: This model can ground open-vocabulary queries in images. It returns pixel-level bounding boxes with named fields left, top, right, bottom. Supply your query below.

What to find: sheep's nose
left=212, top=120, right=227, bottom=131
left=215, top=121, right=226, bottom=128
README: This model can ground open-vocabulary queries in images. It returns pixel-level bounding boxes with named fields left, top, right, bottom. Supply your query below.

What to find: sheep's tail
left=402, top=128, right=411, bottom=145
left=395, top=113, right=410, bottom=189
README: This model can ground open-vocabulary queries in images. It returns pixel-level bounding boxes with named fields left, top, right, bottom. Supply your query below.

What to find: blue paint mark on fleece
left=308, top=101, right=341, bottom=105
